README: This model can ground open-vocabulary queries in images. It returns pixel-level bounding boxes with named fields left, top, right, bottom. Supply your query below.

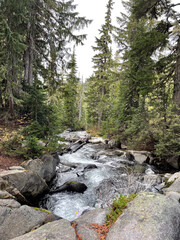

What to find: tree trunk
left=24, top=24, right=34, bottom=86
left=173, top=37, right=180, bottom=114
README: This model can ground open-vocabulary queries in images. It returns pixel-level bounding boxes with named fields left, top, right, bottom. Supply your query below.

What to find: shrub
left=106, top=194, right=136, bottom=226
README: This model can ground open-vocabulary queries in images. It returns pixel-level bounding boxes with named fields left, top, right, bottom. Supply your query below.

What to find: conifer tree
left=0, top=0, right=91, bottom=118
left=86, top=0, right=114, bottom=128
left=63, top=49, right=79, bottom=129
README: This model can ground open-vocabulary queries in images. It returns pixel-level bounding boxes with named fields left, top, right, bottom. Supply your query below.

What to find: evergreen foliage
left=63, top=50, right=80, bottom=129
left=86, top=0, right=115, bottom=129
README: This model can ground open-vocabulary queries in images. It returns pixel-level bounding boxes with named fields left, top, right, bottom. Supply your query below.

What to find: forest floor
left=0, top=154, right=24, bottom=171
left=0, top=121, right=25, bottom=171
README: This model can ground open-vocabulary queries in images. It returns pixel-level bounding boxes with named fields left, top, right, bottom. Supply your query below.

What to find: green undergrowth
left=106, top=194, right=136, bottom=226
left=0, top=124, right=66, bottom=160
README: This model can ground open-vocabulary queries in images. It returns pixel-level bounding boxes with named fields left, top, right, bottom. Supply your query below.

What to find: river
left=40, top=131, right=162, bottom=221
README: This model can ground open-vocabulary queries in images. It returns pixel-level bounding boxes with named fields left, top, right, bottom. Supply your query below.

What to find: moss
left=2, top=195, right=11, bottom=199
left=31, top=207, right=51, bottom=214
left=164, top=178, right=176, bottom=188
left=67, top=181, right=77, bottom=185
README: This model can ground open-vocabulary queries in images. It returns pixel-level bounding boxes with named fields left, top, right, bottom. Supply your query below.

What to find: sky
left=73, top=0, right=180, bottom=81
left=74, top=0, right=123, bottom=80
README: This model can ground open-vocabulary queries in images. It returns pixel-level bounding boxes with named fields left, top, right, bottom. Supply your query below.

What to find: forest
left=0, top=0, right=180, bottom=168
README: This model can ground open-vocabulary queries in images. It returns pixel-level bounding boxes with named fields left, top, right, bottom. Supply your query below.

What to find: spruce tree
left=63, top=49, right=79, bottom=129
left=86, top=0, right=114, bottom=129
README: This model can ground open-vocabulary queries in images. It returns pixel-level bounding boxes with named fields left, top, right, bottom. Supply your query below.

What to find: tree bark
left=173, top=37, right=180, bottom=114
left=24, top=31, right=34, bottom=86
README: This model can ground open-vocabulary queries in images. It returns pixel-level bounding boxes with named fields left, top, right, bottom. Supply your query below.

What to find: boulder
left=50, top=181, right=87, bottom=194
left=11, top=219, right=76, bottom=240
left=166, top=155, right=180, bottom=169
left=106, top=192, right=180, bottom=240
left=124, top=152, right=135, bottom=161
left=0, top=199, right=21, bottom=208
left=0, top=169, right=48, bottom=201
left=73, top=208, right=108, bottom=240
left=127, top=151, right=151, bottom=164
left=0, top=190, right=14, bottom=200
left=165, top=178, right=180, bottom=194
left=167, top=171, right=180, bottom=182
left=0, top=205, right=56, bottom=240
left=6, top=186, right=29, bottom=204
left=108, top=139, right=116, bottom=149
left=166, top=191, right=180, bottom=202
left=23, top=154, right=59, bottom=183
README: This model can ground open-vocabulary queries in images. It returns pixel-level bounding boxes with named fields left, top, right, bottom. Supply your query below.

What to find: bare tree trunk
left=24, top=24, right=34, bottom=86
left=173, top=37, right=180, bottom=114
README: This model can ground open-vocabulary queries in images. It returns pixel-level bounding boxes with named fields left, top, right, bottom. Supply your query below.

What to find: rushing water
left=40, top=131, right=161, bottom=221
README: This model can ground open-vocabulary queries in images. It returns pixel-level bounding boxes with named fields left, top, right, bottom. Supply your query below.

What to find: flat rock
left=12, top=219, right=76, bottom=240
left=106, top=192, right=180, bottom=240
left=0, top=205, right=56, bottom=240
left=73, top=208, right=108, bottom=240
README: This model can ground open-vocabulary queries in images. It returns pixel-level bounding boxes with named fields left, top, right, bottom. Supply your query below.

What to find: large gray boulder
left=127, top=151, right=151, bottom=164
left=106, top=192, right=180, bottom=240
left=73, top=208, right=108, bottom=240
left=164, top=171, right=180, bottom=200
left=23, top=154, right=59, bottom=183
left=12, top=219, right=76, bottom=240
left=0, top=169, right=48, bottom=201
left=166, top=155, right=180, bottom=169
left=0, top=204, right=56, bottom=240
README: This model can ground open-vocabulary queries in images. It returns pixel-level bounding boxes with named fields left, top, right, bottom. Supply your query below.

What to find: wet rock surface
left=50, top=181, right=87, bottom=194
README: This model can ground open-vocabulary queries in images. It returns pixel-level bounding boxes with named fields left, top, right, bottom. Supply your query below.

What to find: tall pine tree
left=63, top=49, right=79, bottom=129
left=86, top=0, right=114, bottom=129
